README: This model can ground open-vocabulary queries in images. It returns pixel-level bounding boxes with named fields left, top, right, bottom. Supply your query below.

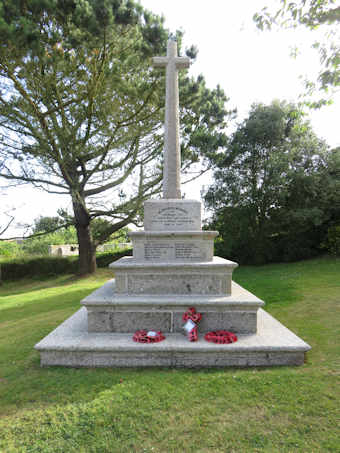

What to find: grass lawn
left=0, top=257, right=339, bottom=452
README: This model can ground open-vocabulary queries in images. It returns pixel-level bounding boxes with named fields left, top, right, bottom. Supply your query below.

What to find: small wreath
left=133, top=330, right=165, bottom=343
left=182, top=307, right=202, bottom=342
left=204, top=330, right=238, bottom=344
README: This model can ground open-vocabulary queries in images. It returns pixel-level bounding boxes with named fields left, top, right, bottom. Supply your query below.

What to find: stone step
left=81, top=280, right=264, bottom=334
left=110, top=256, right=238, bottom=296
left=35, top=308, right=311, bottom=368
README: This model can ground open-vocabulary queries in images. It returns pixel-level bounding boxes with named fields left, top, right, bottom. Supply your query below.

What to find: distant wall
left=48, top=244, right=78, bottom=256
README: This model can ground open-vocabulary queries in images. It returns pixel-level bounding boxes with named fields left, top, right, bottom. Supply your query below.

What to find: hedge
left=0, top=248, right=132, bottom=281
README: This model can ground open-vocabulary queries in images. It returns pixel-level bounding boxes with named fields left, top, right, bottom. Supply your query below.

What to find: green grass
left=0, top=257, right=339, bottom=452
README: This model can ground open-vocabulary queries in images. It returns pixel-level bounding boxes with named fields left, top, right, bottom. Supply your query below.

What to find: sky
left=1, top=0, right=339, bottom=237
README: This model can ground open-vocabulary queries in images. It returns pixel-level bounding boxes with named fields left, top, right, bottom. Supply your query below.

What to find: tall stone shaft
left=153, top=39, right=190, bottom=199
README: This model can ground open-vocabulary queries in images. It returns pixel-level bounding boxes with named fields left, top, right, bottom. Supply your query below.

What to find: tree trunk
left=72, top=193, right=97, bottom=275
left=76, top=223, right=97, bottom=275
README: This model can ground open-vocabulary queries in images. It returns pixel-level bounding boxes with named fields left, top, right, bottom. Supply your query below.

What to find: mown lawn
left=0, top=257, right=339, bottom=452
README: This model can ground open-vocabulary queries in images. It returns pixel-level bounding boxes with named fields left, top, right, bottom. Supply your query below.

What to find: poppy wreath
left=182, top=307, right=202, bottom=342
left=133, top=330, right=165, bottom=343
left=204, top=330, right=238, bottom=344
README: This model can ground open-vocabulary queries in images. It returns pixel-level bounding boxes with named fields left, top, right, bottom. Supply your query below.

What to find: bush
left=21, top=228, right=78, bottom=256
left=323, top=226, right=340, bottom=256
left=1, top=256, right=78, bottom=280
left=0, top=248, right=133, bottom=281
left=0, top=241, right=21, bottom=258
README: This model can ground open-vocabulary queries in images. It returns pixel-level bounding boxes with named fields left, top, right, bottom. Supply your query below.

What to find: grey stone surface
left=40, top=350, right=305, bottom=367
left=87, top=308, right=257, bottom=334
left=110, top=256, right=237, bottom=271
left=110, top=256, right=238, bottom=296
left=152, top=39, right=190, bottom=199
left=173, top=310, right=257, bottom=334
left=88, top=310, right=172, bottom=333
left=87, top=311, right=112, bottom=333
left=130, top=230, right=217, bottom=262
left=124, top=273, right=228, bottom=296
left=83, top=280, right=261, bottom=334
left=35, top=307, right=311, bottom=367
left=81, top=280, right=264, bottom=309
left=144, top=199, right=201, bottom=231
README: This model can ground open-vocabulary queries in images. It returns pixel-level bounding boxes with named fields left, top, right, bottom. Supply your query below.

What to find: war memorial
left=35, top=39, right=310, bottom=367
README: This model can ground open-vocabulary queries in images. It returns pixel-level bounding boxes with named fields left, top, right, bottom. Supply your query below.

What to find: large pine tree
left=0, top=0, right=233, bottom=274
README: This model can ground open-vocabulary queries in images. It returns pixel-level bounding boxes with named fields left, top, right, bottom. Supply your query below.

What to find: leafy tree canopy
left=0, top=0, right=234, bottom=274
left=204, top=100, right=339, bottom=264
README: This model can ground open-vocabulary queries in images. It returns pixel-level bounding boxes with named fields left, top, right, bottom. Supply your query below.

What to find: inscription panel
left=144, top=200, right=201, bottom=231
left=142, top=241, right=208, bottom=261
left=144, top=242, right=174, bottom=260
left=152, top=207, right=194, bottom=229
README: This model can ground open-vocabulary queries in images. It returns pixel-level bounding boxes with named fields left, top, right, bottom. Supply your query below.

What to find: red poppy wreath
left=133, top=330, right=165, bottom=343
left=204, top=330, right=238, bottom=344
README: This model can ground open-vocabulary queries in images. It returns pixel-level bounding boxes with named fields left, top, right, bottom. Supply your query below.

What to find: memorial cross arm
left=152, top=57, right=168, bottom=67
left=152, top=56, right=190, bottom=69
left=175, top=57, right=190, bottom=69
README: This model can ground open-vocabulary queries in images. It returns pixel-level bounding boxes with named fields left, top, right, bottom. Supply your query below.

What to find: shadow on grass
left=0, top=270, right=114, bottom=298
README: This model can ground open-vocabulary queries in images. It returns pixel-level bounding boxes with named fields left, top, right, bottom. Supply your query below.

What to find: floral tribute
left=204, top=330, right=238, bottom=344
left=182, top=307, right=202, bottom=342
left=133, top=330, right=165, bottom=343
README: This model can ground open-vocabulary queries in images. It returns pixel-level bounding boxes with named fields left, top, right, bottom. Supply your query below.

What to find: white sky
left=1, top=0, right=339, bottom=236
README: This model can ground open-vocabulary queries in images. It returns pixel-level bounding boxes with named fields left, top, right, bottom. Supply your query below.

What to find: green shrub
left=1, top=256, right=78, bottom=280
left=323, top=225, right=340, bottom=256
left=0, top=241, right=21, bottom=258
left=21, top=228, right=78, bottom=256
left=0, top=248, right=133, bottom=281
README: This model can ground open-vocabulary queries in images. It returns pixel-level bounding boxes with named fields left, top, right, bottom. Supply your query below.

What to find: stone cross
left=153, top=39, right=190, bottom=199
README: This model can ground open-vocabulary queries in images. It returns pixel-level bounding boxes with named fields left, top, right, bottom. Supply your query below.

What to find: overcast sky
left=140, top=0, right=339, bottom=144
left=140, top=0, right=339, bottom=201
left=1, top=0, right=339, bottom=236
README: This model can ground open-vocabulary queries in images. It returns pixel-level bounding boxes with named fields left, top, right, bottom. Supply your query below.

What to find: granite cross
left=153, top=38, right=190, bottom=199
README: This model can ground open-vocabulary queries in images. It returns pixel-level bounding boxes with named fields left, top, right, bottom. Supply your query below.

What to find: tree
left=204, top=101, right=338, bottom=264
left=32, top=215, right=66, bottom=234
left=254, top=0, right=340, bottom=104
left=0, top=0, right=233, bottom=274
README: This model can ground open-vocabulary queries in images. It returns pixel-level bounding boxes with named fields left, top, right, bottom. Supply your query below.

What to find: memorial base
left=35, top=306, right=310, bottom=368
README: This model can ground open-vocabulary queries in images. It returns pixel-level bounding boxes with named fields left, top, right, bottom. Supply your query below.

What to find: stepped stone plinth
left=82, top=279, right=262, bottom=334
left=35, top=38, right=310, bottom=367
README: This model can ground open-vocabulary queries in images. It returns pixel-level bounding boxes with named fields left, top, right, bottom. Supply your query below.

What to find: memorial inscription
left=175, top=243, right=205, bottom=260
left=143, top=241, right=206, bottom=261
left=144, top=243, right=174, bottom=260
left=152, top=207, right=195, bottom=228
